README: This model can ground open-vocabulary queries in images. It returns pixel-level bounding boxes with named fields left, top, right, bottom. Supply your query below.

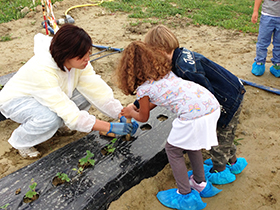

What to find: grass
left=0, top=0, right=63, bottom=24
left=0, top=0, right=259, bottom=33
left=101, top=0, right=259, bottom=33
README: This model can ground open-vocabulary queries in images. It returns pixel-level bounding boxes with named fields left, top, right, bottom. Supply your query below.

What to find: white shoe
left=18, top=147, right=41, bottom=159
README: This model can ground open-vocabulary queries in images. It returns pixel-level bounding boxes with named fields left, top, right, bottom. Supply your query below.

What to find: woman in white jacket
left=0, top=24, right=136, bottom=159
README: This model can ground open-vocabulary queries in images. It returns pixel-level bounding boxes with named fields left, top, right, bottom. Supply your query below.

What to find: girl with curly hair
left=116, top=41, right=222, bottom=210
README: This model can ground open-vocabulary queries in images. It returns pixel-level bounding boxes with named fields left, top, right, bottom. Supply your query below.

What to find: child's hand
left=251, top=12, right=258, bottom=23
left=121, top=106, right=135, bottom=118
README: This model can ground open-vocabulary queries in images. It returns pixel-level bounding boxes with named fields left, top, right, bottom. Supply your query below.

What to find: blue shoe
left=157, top=189, right=207, bottom=210
left=251, top=62, right=265, bottom=76
left=204, top=165, right=236, bottom=185
left=270, top=64, right=280, bottom=78
left=204, top=158, right=248, bottom=175
left=226, top=157, right=248, bottom=174
left=189, top=175, right=222, bottom=198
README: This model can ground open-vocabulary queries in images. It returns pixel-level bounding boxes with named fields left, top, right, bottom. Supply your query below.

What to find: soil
left=0, top=0, right=280, bottom=209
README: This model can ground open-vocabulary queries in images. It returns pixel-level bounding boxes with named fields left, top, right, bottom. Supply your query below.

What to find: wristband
left=133, top=100, right=140, bottom=109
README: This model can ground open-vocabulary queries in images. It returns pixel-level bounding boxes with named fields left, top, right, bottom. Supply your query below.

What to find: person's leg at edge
left=270, top=17, right=280, bottom=77
left=252, top=15, right=274, bottom=76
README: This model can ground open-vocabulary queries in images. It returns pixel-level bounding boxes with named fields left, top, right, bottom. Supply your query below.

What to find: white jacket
left=0, top=33, right=123, bottom=132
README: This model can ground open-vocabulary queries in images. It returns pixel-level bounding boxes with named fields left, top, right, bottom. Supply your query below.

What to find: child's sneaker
left=18, top=147, right=41, bottom=159
left=251, top=62, right=265, bottom=76
left=189, top=175, right=222, bottom=198
left=156, top=188, right=207, bottom=210
left=270, top=64, right=280, bottom=77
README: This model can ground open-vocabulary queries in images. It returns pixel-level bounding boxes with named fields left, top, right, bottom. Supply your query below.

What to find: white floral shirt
left=136, top=71, right=220, bottom=121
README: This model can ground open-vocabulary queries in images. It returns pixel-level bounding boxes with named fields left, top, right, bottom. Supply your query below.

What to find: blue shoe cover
left=251, top=62, right=265, bottom=76
left=200, top=181, right=222, bottom=198
left=270, top=65, right=280, bottom=78
left=226, top=157, right=248, bottom=174
left=204, top=158, right=213, bottom=166
left=204, top=158, right=248, bottom=175
left=204, top=165, right=236, bottom=185
left=157, top=189, right=207, bottom=210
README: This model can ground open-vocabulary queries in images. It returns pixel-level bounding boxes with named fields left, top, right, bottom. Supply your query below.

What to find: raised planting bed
left=0, top=107, right=176, bottom=210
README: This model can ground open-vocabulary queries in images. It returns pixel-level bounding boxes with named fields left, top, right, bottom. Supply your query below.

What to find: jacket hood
left=33, top=33, right=59, bottom=69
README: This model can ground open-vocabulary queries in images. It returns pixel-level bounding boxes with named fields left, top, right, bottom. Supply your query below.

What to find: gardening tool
left=240, top=79, right=280, bottom=95
left=125, top=118, right=132, bottom=141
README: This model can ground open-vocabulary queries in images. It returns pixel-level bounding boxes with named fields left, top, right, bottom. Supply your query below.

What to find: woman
left=0, top=24, right=136, bottom=159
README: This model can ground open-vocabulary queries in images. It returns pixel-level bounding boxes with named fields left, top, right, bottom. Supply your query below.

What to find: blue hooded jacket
left=172, top=47, right=245, bottom=128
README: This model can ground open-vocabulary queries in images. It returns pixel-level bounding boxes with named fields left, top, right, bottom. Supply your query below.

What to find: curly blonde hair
left=115, top=41, right=172, bottom=95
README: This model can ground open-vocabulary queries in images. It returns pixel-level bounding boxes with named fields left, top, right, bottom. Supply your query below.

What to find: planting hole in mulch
left=23, top=194, right=39, bottom=203
left=140, top=123, right=152, bottom=131
left=52, top=176, right=66, bottom=187
left=157, top=114, right=168, bottom=121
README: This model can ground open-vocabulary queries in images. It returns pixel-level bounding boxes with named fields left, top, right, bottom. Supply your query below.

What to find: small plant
left=72, top=167, right=84, bottom=174
left=0, top=203, right=9, bottom=210
left=56, top=172, right=70, bottom=182
left=79, top=150, right=96, bottom=166
left=25, top=179, right=38, bottom=199
left=104, top=138, right=117, bottom=154
left=0, top=34, right=12, bottom=42
left=234, top=138, right=244, bottom=146
left=72, top=150, right=96, bottom=174
left=0, top=84, right=3, bottom=90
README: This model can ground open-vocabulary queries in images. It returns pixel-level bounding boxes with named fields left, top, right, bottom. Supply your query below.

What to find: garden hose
left=64, top=0, right=115, bottom=16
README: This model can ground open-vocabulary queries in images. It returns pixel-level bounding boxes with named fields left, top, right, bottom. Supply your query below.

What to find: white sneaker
left=189, top=175, right=207, bottom=193
left=18, top=147, right=41, bottom=159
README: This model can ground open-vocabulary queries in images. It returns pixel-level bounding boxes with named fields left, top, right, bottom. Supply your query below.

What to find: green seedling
left=79, top=150, right=96, bottom=166
left=25, top=178, right=38, bottom=198
left=0, top=203, right=9, bottom=210
left=56, top=172, right=70, bottom=182
left=72, top=167, right=84, bottom=174
left=0, top=84, right=3, bottom=90
left=234, top=138, right=244, bottom=146
left=72, top=150, right=96, bottom=174
left=104, top=138, right=117, bottom=154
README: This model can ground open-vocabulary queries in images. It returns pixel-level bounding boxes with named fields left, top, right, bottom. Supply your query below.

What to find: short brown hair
left=144, top=25, right=179, bottom=54
left=50, top=24, right=92, bottom=71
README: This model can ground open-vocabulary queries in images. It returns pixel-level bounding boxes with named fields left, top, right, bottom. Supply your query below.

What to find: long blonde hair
left=115, top=41, right=172, bottom=95
left=144, top=25, right=179, bottom=54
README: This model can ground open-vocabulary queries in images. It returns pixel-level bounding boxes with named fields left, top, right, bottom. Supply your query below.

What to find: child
left=116, top=41, right=222, bottom=210
left=143, top=25, right=248, bottom=185
left=251, top=0, right=280, bottom=77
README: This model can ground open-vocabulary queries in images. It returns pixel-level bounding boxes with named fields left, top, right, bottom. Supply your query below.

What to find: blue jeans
left=255, top=14, right=280, bottom=64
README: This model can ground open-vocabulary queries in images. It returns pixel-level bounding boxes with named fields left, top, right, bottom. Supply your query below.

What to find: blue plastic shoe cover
left=226, top=157, right=248, bottom=175
left=204, top=158, right=213, bottom=166
left=270, top=65, right=280, bottom=78
left=204, top=164, right=236, bottom=185
left=200, top=181, right=222, bottom=198
left=251, top=62, right=265, bottom=76
left=156, top=189, right=207, bottom=210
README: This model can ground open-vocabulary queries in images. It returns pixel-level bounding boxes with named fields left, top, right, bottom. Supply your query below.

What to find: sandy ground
left=0, top=0, right=280, bottom=209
